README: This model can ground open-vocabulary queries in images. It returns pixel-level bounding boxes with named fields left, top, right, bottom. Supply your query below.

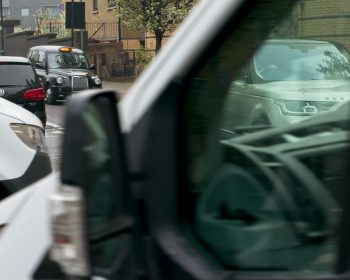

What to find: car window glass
left=47, top=52, right=89, bottom=69
left=29, top=50, right=39, bottom=64
left=183, top=0, right=350, bottom=275
left=253, top=42, right=350, bottom=82
left=38, top=51, right=45, bottom=65
left=0, top=63, right=37, bottom=86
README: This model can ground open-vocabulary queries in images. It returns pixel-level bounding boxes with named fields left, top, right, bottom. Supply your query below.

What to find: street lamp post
left=80, top=0, right=83, bottom=49
left=71, top=0, right=74, bottom=47
left=0, top=0, right=4, bottom=55
left=118, top=3, right=121, bottom=42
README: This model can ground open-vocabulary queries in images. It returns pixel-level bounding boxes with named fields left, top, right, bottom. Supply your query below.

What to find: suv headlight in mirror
left=10, top=124, right=47, bottom=152
left=276, top=100, right=319, bottom=116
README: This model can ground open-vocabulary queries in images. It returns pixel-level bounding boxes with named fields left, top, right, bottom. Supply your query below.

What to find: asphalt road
left=45, top=81, right=133, bottom=170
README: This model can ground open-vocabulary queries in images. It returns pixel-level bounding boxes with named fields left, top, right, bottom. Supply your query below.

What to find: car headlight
left=92, top=76, right=102, bottom=86
left=56, top=76, right=64, bottom=85
left=10, top=124, right=47, bottom=152
left=275, top=100, right=319, bottom=116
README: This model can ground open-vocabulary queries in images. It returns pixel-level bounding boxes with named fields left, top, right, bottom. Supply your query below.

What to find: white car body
left=0, top=98, right=43, bottom=180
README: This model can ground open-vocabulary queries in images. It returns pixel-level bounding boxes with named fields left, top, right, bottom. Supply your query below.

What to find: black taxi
left=27, top=45, right=102, bottom=105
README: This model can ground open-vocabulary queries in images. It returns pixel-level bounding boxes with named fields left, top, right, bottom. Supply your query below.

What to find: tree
left=33, top=8, right=49, bottom=35
left=115, top=0, right=194, bottom=53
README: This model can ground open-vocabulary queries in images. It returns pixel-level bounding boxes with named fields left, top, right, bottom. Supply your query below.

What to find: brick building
left=273, top=0, right=350, bottom=51
left=298, top=0, right=350, bottom=50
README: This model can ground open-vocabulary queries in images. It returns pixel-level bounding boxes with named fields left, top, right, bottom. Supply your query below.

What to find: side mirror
left=35, top=62, right=45, bottom=69
left=89, top=64, right=96, bottom=70
left=49, top=90, right=130, bottom=278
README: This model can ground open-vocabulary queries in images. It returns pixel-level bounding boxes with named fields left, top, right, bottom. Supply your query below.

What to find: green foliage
left=135, top=48, right=153, bottom=74
left=33, top=8, right=65, bottom=35
left=115, top=0, right=194, bottom=52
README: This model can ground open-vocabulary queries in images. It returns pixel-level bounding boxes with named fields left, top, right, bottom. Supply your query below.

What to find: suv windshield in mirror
left=0, top=63, right=37, bottom=86
left=47, top=52, right=90, bottom=70
left=254, top=41, right=350, bottom=82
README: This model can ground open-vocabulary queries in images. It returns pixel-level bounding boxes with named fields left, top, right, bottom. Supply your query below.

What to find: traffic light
left=65, top=2, right=85, bottom=29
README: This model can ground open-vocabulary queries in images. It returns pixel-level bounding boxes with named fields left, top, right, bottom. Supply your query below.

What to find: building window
left=2, top=0, right=9, bottom=17
left=21, top=8, right=30, bottom=17
left=93, top=0, right=98, bottom=11
left=41, top=5, right=61, bottom=18
left=2, top=7, right=9, bottom=17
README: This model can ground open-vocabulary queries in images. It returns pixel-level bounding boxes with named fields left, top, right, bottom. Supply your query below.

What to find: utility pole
left=80, top=0, right=83, bottom=49
left=0, top=0, right=4, bottom=55
left=118, top=3, right=121, bottom=42
left=71, top=0, right=74, bottom=47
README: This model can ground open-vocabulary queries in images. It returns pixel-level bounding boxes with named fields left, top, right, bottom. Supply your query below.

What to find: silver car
left=223, top=39, right=350, bottom=129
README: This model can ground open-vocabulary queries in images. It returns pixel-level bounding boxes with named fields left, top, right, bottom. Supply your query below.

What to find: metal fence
left=42, top=21, right=142, bottom=41
left=86, top=21, right=120, bottom=41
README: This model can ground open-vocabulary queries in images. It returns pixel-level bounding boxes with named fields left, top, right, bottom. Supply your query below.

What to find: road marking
left=51, top=130, right=64, bottom=134
left=46, top=121, right=62, bottom=129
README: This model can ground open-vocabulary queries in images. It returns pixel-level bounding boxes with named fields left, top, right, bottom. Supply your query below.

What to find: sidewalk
left=102, top=81, right=134, bottom=97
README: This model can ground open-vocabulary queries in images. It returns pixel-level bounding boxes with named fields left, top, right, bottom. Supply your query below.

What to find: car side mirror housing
left=49, top=89, right=129, bottom=278
left=89, top=64, right=96, bottom=70
left=35, top=62, right=45, bottom=69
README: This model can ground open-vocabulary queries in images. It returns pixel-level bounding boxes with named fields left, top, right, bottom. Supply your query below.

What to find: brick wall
left=295, top=0, right=350, bottom=50
left=61, top=0, right=144, bottom=42
left=84, top=0, right=118, bottom=21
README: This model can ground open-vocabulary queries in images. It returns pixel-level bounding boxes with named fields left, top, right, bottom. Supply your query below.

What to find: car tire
left=45, top=86, right=57, bottom=105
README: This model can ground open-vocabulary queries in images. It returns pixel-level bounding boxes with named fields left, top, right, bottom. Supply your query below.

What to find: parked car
left=222, top=39, right=350, bottom=129
left=27, top=45, right=102, bottom=105
left=0, top=56, right=46, bottom=127
left=1, top=1, right=350, bottom=280
left=0, top=97, right=51, bottom=198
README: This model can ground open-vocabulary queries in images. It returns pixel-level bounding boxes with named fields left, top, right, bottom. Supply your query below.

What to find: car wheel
left=45, top=86, right=57, bottom=105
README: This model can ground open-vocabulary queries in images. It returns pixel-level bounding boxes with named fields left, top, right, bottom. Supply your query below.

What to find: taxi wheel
left=45, top=86, right=57, bottom=105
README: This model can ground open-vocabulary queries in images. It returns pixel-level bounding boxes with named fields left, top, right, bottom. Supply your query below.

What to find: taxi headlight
left=56, top=76, right=64, bottom=85
left=10, top=124, right=47, bottom=152
left=92, top=76, right=101, bottom=86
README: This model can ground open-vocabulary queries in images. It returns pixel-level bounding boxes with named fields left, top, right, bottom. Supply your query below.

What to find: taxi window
left=47, top=52, right=90, bottom=69
left=183, top=0, right=350, bottom=275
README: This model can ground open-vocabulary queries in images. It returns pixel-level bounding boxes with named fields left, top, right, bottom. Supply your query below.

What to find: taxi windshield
left=47, top=52, right=90, bottom=70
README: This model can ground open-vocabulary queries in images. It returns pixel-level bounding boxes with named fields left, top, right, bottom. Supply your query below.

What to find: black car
left=27, top=45, right=102, bottom=105
left=0, top=56, right=46, bottom=126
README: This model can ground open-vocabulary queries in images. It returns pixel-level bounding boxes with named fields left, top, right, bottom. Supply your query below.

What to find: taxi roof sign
left=59, top=47, right=72, bottom=53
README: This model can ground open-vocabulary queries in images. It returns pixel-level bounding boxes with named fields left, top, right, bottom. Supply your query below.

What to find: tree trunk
left=155, top=30, right=164, bottom=54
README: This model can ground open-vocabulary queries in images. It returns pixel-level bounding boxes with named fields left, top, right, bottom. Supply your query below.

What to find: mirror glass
left=82, top=100, right=116, bottom=230
left=80, top=96, right=128, bottom=270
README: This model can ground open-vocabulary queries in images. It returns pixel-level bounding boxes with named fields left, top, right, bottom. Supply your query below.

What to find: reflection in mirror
left=183, top=0, right=350, bottom=276
left=80, top=97, right=127, bottom=271
left=82, top=101, right=116, bottom=231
